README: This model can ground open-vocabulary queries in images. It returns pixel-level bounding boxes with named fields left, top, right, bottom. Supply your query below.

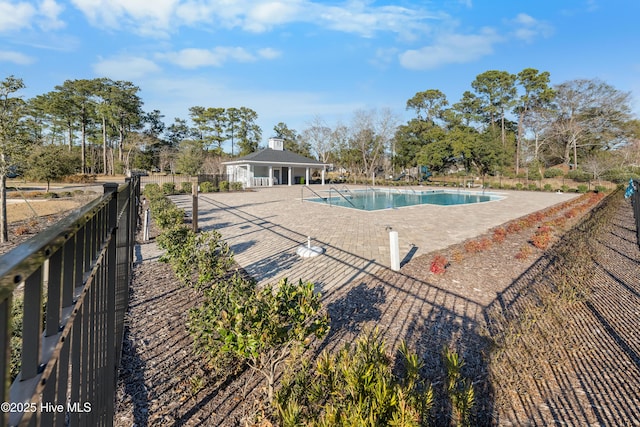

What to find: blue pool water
left=307, top=189, right=502, bottom=211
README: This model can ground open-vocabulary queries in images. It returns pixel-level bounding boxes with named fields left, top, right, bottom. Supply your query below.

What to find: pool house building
left=223, top=137, right=329, bottom=188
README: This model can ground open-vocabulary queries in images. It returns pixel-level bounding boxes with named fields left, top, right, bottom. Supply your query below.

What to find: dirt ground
left=113, top=190, right=640, bottom=426
left=1, top=197, right=98, bottom=256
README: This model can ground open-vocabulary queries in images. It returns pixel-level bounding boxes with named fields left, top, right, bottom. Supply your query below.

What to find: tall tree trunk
left=1, top=172, right=7, bottom=242
left=516, top=110, right=524, bottom=175
left=81, top=121, right=86, bottom=174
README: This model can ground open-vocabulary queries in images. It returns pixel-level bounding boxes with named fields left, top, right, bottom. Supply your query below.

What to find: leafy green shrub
left=143, top=183, right=163, bottom=201
left=602, top=167, right=640, bottom=184
left=577, top=184, right=588, bottom=193
left=275, top=329, right=434, bottom=426
left=561, top=185, right=569, bottom=193
left=162, top=182, right=176, bottom=195
left=566, top=169, right=591, bottom=182
left=543, top=184, right=553, bottom=192
left=199, top=181, right=216, bottom=193
left=594, top=185, right=607, bottom=193
left=515, top=183, right=523, bottom=190
left=527, top=183, right=538, bottom=191
left=181, top=181, right=192, bottom=194
left=43, top=192, right=58, bottom=198
left=444, top=346, right=475, bottom=427
left=157, top=227, right=234, bottom=289
left=219, top=180, right=229, bottom=192
left=230, top=182, right=243, bottom=191
left=192, top=277, right=329, bottom=404
left=527, top=168, right=542, bottom=181
left=543, top=168, right=564, bottom=178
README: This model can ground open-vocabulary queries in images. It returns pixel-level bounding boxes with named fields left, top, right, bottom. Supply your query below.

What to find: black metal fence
left=0, top=177, right=140, bottom=426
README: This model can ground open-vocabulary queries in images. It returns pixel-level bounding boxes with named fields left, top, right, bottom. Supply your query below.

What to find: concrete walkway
left=130, top=185, right=579, bottom=294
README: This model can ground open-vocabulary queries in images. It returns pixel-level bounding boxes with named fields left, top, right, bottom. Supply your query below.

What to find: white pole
left=389, top=230, right=400, bottom=271
left=143, top=209, right=150, bottom=242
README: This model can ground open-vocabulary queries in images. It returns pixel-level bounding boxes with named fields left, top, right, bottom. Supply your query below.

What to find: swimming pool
left=306, top=189, right=503, bottom=211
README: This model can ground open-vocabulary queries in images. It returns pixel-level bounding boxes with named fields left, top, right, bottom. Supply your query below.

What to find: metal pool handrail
left=301, top=185, right=327, bottom=202
left=328, top=187, right=358, bottom=209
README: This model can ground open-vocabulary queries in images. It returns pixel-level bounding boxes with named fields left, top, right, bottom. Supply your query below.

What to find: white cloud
left=257, top=47, right=282, bottom=60
left=70, top=0, right=178, bottom=36
left=399, top=28, right=502, bottom=70
left=37, top=0, right=65, bottom=30
left=0, top=50, right=35, bottom=64
left=157, top=46, right=281, bottom=68
left=0, top=1, right=36, bottom=32
left=93, top=55, right=161, bottom=80
left=68, top=0, right=440, bottom=39
left=509, top=13, right=553, bottom=43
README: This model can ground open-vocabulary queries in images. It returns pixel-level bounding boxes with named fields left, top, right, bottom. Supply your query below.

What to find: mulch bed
left=113, top=192, right=640, bottom=426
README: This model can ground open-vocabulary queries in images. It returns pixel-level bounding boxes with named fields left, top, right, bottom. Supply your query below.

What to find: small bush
left=43, top=192, right=58, bottom=198
left=543, top=184, right=553, bottom=192
left=566, top=169, right=591, bottom=182
left=162, top=182, right=176, bottom=195
left=181, top=181, right=192, bottom=194
left=62, top=174, right=97, bottom=183
left=219, top=180, right=229, bottom=192
left=515, top=183, right=523, bottom=190
left=527, top=183, right=538, bottom=191
left=199, top=181, right=216, bottom=193
left=492, top=227, right=507, bottom=243
left=230, top=182, right=243, bottom=191
left=577, top=184, right=588, bottom=194
left=14, top=225, right=30, bottom=235
left=543, top=168, right=564, bottom=178
left=594, top=185, right=607, bottom=193
left=430, top=255, right=448, bottom=274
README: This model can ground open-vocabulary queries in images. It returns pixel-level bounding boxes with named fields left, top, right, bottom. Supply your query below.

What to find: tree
left=189, top=106, right=226, bottom=155
left=0, top=76, right=27, bottom=242
left=406, top=89, right=449, bottom=124
left=549, top=78, right=632, bottom=169
left=26, top=145, right=80, bottom=191
left=514, top=68, right=555, bottom=173
left=274, top=122, right=310, bottom=156
left=349, top=108, right=397, bottom=178
left=55, top=79, right=99, bottom=173
left=225, top=107, right=240, bottom=156
left=300, top=116, right=333, bottom=162
left=236, top=107, right=261, bottom=156
left=176, top=139, right=204, bottom=175
left=471, top=70, right=517, bottom=147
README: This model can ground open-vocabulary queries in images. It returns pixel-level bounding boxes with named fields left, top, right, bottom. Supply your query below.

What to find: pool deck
left=148, top=185, right=580, bottom=295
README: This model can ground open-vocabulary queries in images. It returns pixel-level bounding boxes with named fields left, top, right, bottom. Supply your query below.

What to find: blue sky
left=1, top=0, right=639, bottom=148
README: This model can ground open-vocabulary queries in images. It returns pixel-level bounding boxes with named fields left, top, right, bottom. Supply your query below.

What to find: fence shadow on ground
left=118, top=191, right=640, bottom=425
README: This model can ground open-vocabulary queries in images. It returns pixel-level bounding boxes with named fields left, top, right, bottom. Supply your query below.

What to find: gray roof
left=223, top=148, right=326, bottom=166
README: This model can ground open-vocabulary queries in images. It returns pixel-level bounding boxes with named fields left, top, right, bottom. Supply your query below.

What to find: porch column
left=321, top=167, right=325, bottom=186
left=246, top=165, right=252, bottom=188
left=288, top=167, right=292, bottom=186
left=269, top=165, right=273, bottom=187
left=305, top=167, right=310, bottom=185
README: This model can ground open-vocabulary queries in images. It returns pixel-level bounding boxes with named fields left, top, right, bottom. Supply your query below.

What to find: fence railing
left=0, top=176, right=140, bottom=426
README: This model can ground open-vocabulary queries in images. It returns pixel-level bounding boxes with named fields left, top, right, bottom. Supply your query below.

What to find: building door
left=273, top=168, right=281, bottom=185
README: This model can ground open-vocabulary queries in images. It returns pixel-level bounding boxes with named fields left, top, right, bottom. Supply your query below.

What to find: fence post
left=389, top=229, right=400, bottom=271
left=192, top=177, right=199, bottom=232
left=104, top=182, right=119, bottom=422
